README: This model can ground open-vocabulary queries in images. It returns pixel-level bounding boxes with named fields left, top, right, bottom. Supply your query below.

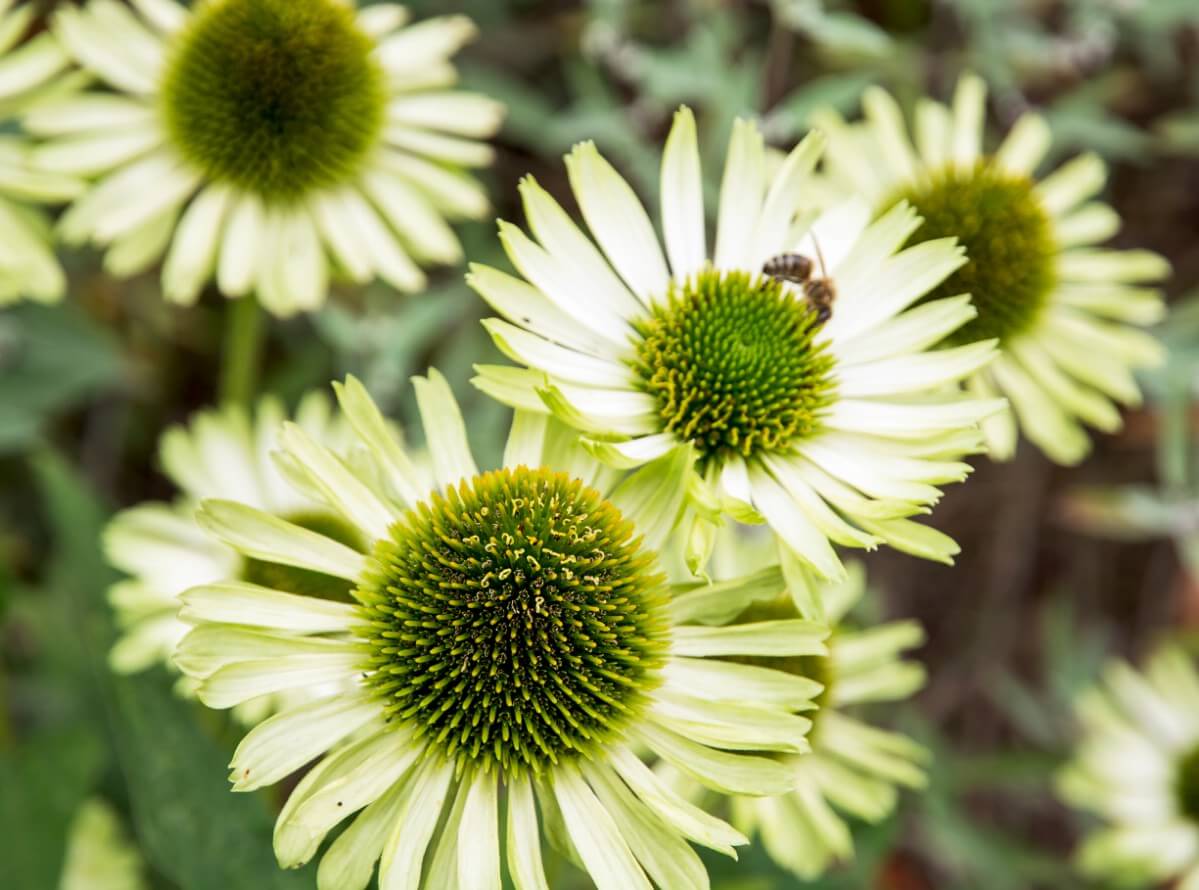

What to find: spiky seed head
left=632, top=268, right=836, bottom=467
left=161, top=0, right=387, bottom=202
left=357, top=466, right=670, bottom=776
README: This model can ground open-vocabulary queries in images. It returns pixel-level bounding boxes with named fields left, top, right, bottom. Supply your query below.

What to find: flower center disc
left=1176, top=744, right=1199, bottom=822
left=633, top=269, right=836, bottom=466
left=161, top=0, right=386, bottom=201
left=359, top=466, right=669, bottom=776
left=891, top=162, right=1057, bottom=346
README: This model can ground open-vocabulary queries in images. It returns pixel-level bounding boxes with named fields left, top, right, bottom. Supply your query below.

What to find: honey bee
left=762, top=239, right=835, bottom=324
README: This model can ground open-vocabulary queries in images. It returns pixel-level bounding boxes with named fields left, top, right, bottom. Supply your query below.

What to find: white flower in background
left=104, top=391, right=364, bottom=723
left=28, top=0, right=503, bottom=316
left=0, top=0, right=84, bottom=304
left=1058, top=645, right=1199, bottom=889
left=670, top=533, right=928, bottom=879
left=175, top=370, right=826, bottom=890
left=470, top=107, right=1002, bottom=586
left=59, top=798, right=147, bottom=890
left=813, top=74, right=1167, bottom=465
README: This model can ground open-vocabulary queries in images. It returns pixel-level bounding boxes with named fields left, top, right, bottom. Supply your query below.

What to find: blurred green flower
left=174, top=371, right=824, bottom=890
left=58, top=798, right=146, bottom=890
left=814, top=73, right=1169, bottom=465
left=27, top=0, right=502, bottom=315
left=1058, top=644, right=1199, bottom=888
left=103, top=390, right=363, bottom=724
left=670, top=537, right=928, bottom=881
left=471, top=107, right=1002, bottom=587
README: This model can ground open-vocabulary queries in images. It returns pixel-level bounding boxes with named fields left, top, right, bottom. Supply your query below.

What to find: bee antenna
left=811, top=234, right=828, bottom=278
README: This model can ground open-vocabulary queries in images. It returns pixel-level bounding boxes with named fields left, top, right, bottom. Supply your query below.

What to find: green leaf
left=765, top=72, right=874, bottom=140
left=0, top=730, right=106, bottom=890
left=108, top=669, right=316, bottom=890
left=29, top=452, right=315, bottom=890
left=0, top=304, right=123, bottom=454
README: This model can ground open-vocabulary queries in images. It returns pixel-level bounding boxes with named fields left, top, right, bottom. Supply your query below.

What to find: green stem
left=219, top=296, right=265, bottom=408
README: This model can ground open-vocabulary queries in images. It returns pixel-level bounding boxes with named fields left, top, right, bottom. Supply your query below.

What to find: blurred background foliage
left=2, top=0, right=1199, bottom=887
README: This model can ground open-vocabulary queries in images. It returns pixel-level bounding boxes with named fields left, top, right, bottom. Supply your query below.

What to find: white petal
left=482, top=318, right=633, bottom=388
left=714, top=118, right=766, bottom=271
left=386, top=91, right=504, bottom=138
left=378, top=758, right=455, bottom=890
left=361, top=170, right=461, bottom=264
left=863, top=87, right=918, bottom=182
left=564, top=141, right=669, bottom=304
left=333, top=375, right=429, bottom=507
left=374, top=15, right=476, bottom=73
left=635, top=723, right=795, bottom=796
left=179, top=582, right=358, bottom=632
left=660, top=106, right=706, bottom=280
left=217, top=194, right=266, bottom=297
left=279, top=422, right=395, bottom=541
left=196, top=499, right=367, bottom=581
left=746, top=464, right=844, bottom=580
left=496, top=220, right=634, bottom=346
left=581, top=760, right=709, bottom=890
left=230, top=695, right=379, bottom=791
left=457, top=771, right=501, bottom=890
left=914, top=99, right=952, bottom=170
left=468, top=263, right=624, bottom=358
left=315, top=777, right=407, bottom=890
left=994, top=113, right=1051, bottom=176
left=518, top=175, right=644, bottom=320
left=672, top=620, right=827, bottom=658
left=162, top=185, right=233, bottom=305
left=607, top=746, right=746, bottom=856
left=197, top=653, right=363, bottom=709
left=506, top=776, right=550, bottom=890
left=1037, top=153, right=1106, bottom=216
left=949, top=73, right=986, bottom=167
left=751, top=130, right=825, bottom=266
left=413, top=368, right=479, bottom=488
left=552, top=766, right=651, bottom=890
left=276, top=729, right=419, bottom=869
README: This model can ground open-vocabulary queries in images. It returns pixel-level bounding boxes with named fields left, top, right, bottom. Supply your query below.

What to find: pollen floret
left=469, top=107, right=1003, bottom=584
left=813, top=74, right=1168, bottom=464
left=32, top=0, right=504, bottom=314
left=174, top=371, right=825, bottom=890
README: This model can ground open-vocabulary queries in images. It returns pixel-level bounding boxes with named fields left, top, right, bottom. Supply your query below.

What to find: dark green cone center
left=890, top=161, right=1057, bottom=346
left=632, top=269, right=836, bottom=466
left=358, top=466, right=669, bottom=776
left=161, top=0, right=386, bottom=201
left=1176, top=744, right=1199, bottom=822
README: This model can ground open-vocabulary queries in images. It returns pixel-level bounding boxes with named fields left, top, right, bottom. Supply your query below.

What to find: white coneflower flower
left=28, top=0, right=503, bottom=315
left=469, top=107, right=1002, bottom=583
left=175, top=370, right=825, bottom=890
left=671, top=540, right=928, bottom=879
left=812, top=74, right=1168, bottom=464
left=1058, top=645, right=1199, bottom=888
left=104, top=391, right=363, bottom=723
left=0, top=0, right=84, bottom=304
